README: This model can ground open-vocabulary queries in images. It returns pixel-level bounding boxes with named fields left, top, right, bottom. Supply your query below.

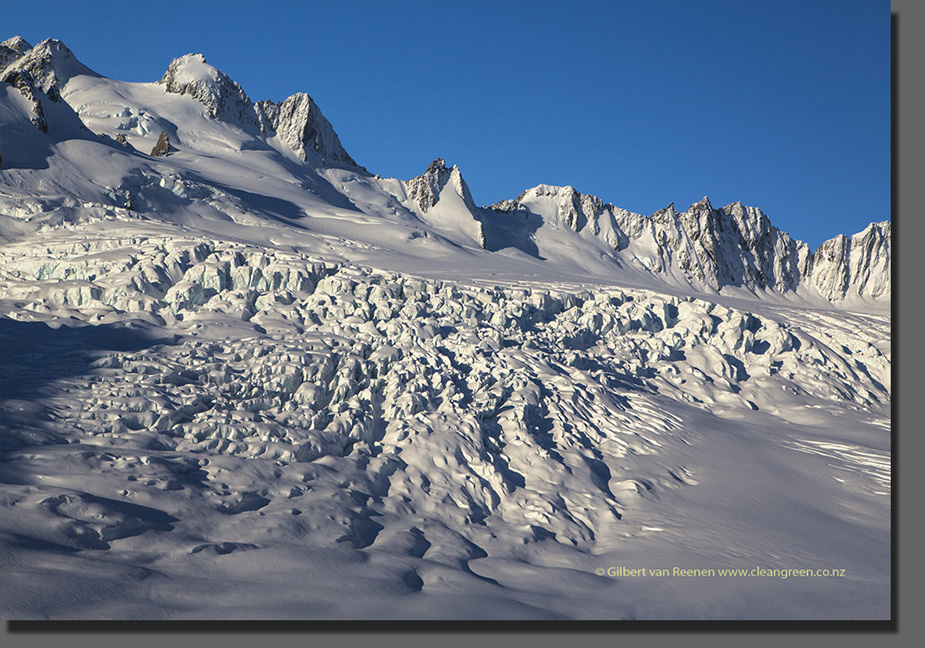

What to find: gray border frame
left=3, top=0, right=918, bottom=644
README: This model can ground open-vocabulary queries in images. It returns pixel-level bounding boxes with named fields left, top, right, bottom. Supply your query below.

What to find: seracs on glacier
left=0, top=37, right=890, bottom=620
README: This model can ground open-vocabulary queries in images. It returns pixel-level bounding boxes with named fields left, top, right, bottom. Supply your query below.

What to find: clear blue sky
left=5, top=0, right=890, bottom=249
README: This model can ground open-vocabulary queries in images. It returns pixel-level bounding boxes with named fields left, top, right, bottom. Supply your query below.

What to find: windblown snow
left=0, top=38, right=891, bottom=620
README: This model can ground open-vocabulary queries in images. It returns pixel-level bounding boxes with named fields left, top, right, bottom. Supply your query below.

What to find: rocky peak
left=488, top=198, right=525, bottom=214
left=255, top=93, right=356, bottom=166
left=689, top=195, right=714, bottom=213
left=159, top=53, right=257, bottom=126
left=150, top=130, right=171, bottom=157
left=811, top=221, right=890, bottom=300
left=719, top=201, right=772, bottom=247
left=650, top=202, right=679, bottom=225
left=0, top=36, right=32, bottom=71
left=0, top=38, right=96, bottom=100
left=405, top=158, right=476, bottom=213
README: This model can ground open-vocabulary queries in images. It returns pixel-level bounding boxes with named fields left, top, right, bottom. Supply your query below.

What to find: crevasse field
left=0, top=38, right=890, bottom=620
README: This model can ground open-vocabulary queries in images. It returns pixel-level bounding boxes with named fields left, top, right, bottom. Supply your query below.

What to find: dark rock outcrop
left=159, top=53, right=257, bottom=127
left=255, top=93, right=356, bottom=165
left=1, top=68, right=47, bottom=133
left=150, top=131, right=171, bottom=157
left=0, top=36, right=32, bottom=71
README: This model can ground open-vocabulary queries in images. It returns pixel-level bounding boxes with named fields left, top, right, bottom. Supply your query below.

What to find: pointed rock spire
left=150, top=131, right=171, bottom=157
left=255, top=93, right=356, bottom=165
left=405, top=158, right=476, bottom=213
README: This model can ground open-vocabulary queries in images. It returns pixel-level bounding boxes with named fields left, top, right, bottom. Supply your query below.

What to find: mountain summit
left=159, top=53, right=257, bottom=126
left=256, top=93, right=356, bottom=165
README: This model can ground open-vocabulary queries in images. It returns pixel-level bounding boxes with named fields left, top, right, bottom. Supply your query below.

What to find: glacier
left=0, top=37, right=890, bottom=620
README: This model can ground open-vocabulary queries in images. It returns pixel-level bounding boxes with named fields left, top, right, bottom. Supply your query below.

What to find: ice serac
left=159, top=53, right=258, bottom=127
left=811, top=221, right=891, bottom=301
left=404, top=159, right=486, bottom=248
left=255, top=93, right=356, bottom=166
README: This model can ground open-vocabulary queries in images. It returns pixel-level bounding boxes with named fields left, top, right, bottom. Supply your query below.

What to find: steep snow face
left=811, top=221, right=891, bottom=301
left=159, top=53, right=258, bottom=128
left=256, top=93, right=356, bottom=166
left=403, top=159, right=485, bottom=248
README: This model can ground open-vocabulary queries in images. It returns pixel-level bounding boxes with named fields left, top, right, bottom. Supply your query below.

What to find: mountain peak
left=0, top=37, right=96, bottom=97
left=514, top=184, right=605, bottom=232
left=160, top=53, right=218, bottom=87
left=1, top=35, right=31, bottom=51
left=255, top=93, right=356, bottom=166
left=0, top=36, right=31, bottom=70
left=650, top=202, right=679, bottom=225
left=426, top=157, right=449, bottom=174
left=405, top=159, right=475, bottom=213
left=688, top=195, right=713, bottom=212
left=159, top=53, right=257, bottom=126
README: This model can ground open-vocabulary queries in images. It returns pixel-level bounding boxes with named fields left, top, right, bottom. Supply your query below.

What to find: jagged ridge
left=487, top=183, right=888, bottom=301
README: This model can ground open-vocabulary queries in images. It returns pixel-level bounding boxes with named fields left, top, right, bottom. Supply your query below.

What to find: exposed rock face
left=0, top=36, right=32, bottom=71
left=1, top=68, right=47, bottom=133
left=404, top=159, right=485, bottom=248
left=497, top=185, right=885, bottom=300
left=159, top=53, right=257, bottom=127
left=811, top=221, right=891, bottom=300
left=0, top=38, right=95, bottom=100
left=255, top=93, right=356, bottom=165
left=157, top=54, right=356, bottom=166
left=115, top=133, right=132, bottom=149
left=150, top=131, right=171, bottom=157
left=525, top=184, right=606, bottom=232
left=405, top=158, right=477, bottom=213
left=672, top=197, right=813, bottom=293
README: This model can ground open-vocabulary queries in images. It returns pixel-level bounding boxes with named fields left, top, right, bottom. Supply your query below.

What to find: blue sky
left=5, top=0, right=890, bottom=249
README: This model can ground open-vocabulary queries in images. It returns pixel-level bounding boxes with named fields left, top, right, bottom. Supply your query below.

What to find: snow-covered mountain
left=0, top=37, right=891, bottom=620
left=0, top=37, right=889, bottom=305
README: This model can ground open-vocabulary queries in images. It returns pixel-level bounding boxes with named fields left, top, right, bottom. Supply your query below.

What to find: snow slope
left=0, top=37, right=891, bottom=620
